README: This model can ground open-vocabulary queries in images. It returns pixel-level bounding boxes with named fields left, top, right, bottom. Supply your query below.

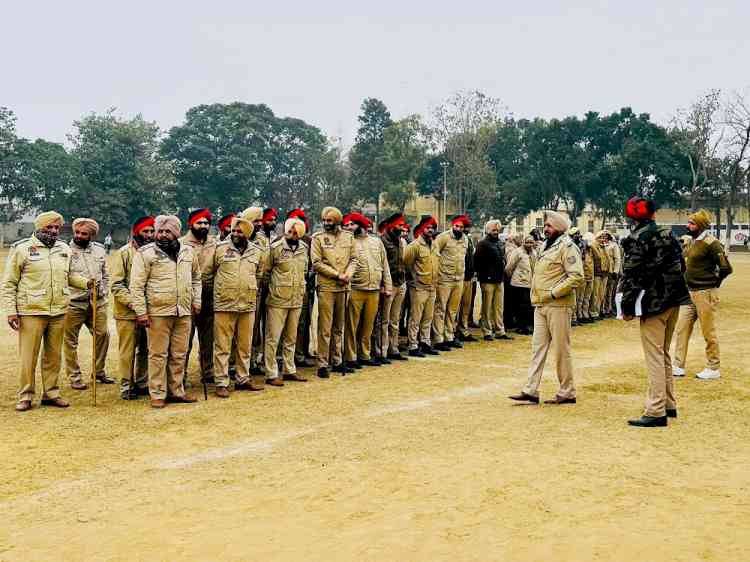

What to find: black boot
left=627, top=415, right=668, bottom=427
left=317, top=367, right=330, bottom=379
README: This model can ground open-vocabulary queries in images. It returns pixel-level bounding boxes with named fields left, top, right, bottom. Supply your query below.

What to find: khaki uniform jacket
left=3, top=235, right=89, bottom=317
left=68, top=240, right=109, bottom=309
left=210, top=239, right=263, bottom=312
left=404, top=236, right=440, bottom=290
left=582, top=246, right=594, bottom=281
left=591, top=242, right=609, bottom=276
left=250, top=232, right=271, bottom=285
left=311, top=228, right=356, bottom=292
left=351, top=233, right=393, bottom=292
left=505, top=246, right=536, bottom=288
left=180, top=231, right=217, bottom=290
left=266, top=238, right=309, bottom=308
left=110, top=242, right=140, bottom=320
left=606, top=242, right=622, bottom=274
left=434, top=230, right=467, bottom=286
left=530, top=234, right=584, bottom=307
left=129, top=242, right=201, bottom=317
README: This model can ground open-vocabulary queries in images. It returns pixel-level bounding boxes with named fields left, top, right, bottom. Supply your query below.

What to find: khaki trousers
left=606, top=276, right=618, bottom=313
left=265, top=306, right=301, bottom=378
left=17, top=315, right=65, bottom=401
left=408, top=287, right=436, bottom=349
left=480, top=283, right=505, bottom=337
left=591, top=276, right=606, bottom=318
left=523, top=305, right=575, bottom=399
left=457, top=280, right=474, bottom=336
left=317, top=290, right=347, bottom=368
left=186, top=297, right=214, bottom=381
left=345, top=289, right=379, bottom=361
left=147, top=316, right=191, bottom=400
left=574, top=283, right=584, bottom=320
left=64, top=303, right=110, bottom=384
left=116, top=319, right=148, bottom=392
left=214, top=311, right=254, bottom=388
left=640, top=307, right=679, bottom=417
left=383, top=284, right=406, bottom=356
left=673, top=288, right=721, bottom=370
left=581, top=279, right=594, bottom=319
left=433, top=284, right=463, bottom=343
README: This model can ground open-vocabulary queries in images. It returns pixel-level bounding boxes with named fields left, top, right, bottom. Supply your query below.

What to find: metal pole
left=441, top=162, right=448, bottom=229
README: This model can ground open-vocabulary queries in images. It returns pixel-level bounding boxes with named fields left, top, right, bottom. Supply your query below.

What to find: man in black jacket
left=457, top=222, right=478, bottom=342
left=474, top=220, right=512, bottom=342
left=377, top=213, right=409, bottom=361
left=620, top=197, right=691, bottom=428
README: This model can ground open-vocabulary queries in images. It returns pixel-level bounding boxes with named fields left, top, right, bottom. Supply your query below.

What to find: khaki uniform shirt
left=404, top=236, right=440, bottom=290
left=582, top=247, right=594, bottom=281
left=266, top=238, right=309, bottom=308
left=210, top=239, right=262, bottom=313
left=434, top=230, right=467, bottom=287
left=68, top=240, right=109, bottom=309
left=311, top=228, right=356, bottom=292
left=179, top=231, right=217, bottom=290
left=110, top=242, right=140, bottom=320
left=129, top=242, right=201, bottom=317
left=607, top=242, right=622, bottom=274
left=505, top=246, right=536, bottom=288
left=250, top=232, right=271, bottom=285
left=351, top=233, right=393, bottom=292
left=3, top=235, right=89, bottom=317
left=530, top=234, right=584, bottom=307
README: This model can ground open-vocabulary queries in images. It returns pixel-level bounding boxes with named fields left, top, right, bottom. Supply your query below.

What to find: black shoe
left=409, top=349, right=426, bottom=358
left=317, top=367, right=330, bottom=379
left=359, top=359, right=378, bottom=367
left=495, top=334, right=513, bottom=340
left=345, top=360, right=362, bottom=370
left=295, top=357, right=316, bottom=368
left=96, top=373, right=116, bottom=384
left=136, top=386, right=150, bottom=396
left=120, top=389, right=140, bottom=400
left=508, top=392, right=540, bottom=404
left=379, top=357, right=392, bottom=365
left=421, top=346, right=439, bottom=355
left=371, top=357, right=385, bottom=366
left=571, top=320, right=581, bottom=327
left=627, top=415, right=668, bottom=427
left=449, top=340, right=463, bottom=349
left=334, top=363, right=354, bottom=374
left=483, top=335, right=494, bottom=342
left=228, top=368, right=237, bottom=381
left=435, top=342, right=452, bottom=352
left=516, top=327, right=532, bottom=335
left=666, top=409, right=677, bottom=418
left=462, top=334, right=478, bottom=342
left=388, top=353, right=408, bottom=361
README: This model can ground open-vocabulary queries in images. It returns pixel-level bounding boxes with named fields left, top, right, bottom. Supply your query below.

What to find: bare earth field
left=1, top=250, right=748, bottom=561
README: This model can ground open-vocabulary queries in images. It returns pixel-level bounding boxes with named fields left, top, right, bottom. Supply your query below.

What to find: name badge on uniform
left=223, top=249, right=239, bottom=261
left=323, top=237, right=334, bottom=247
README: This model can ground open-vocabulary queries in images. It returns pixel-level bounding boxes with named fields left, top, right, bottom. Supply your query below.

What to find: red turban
left=132, top=216, right=155, bottom=235
left=452, top=214, right=472, bottom=227
left=188, top=208, right=212, bottom=226
left=218, top=213, right=236, bottom=231
left=414, top=216, right=437, bottom=238
left=262, top=208, right=278, bottom=222
left=625, top=197, right=655, bottom=222
left=347, top=212, right=370, bottom=229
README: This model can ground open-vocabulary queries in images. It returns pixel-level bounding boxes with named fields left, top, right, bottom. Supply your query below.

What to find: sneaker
left=696, top=368, right=720, bottom=380
left=672, top=365, right=686, bottom=377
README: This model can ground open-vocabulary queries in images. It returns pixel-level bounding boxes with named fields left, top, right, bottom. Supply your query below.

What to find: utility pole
left=440, top=161, right=449, bottom=230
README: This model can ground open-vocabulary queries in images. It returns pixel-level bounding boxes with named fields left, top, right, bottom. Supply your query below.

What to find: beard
left=191, top=226, right=209, bottom=240
left=354, top=226, right=364, bottom=236
left=453, top=229, right=463, bottom=239
left=323, top=223, right=336, bottom=233
left=36, top=230, right=58, bottom=247
left=73, top=237, right=90, bottom=248
left=287, top=237, right=299, bottom=249
left=134, top=234, right=151, bottom=247
left=231, top=234, right=248, bottom=249
left=156, top=237, right=180, bottom=257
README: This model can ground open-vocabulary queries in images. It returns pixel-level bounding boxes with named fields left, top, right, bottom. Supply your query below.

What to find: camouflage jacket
left=620, top=220, right=690, bottom=318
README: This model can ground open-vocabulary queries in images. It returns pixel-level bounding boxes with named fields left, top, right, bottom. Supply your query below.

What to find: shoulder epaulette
left=270, top=238, right=285, bottom=249
left=216, top=239, right=230, bottom=247
left=311, top=231, right=325, bottom=238
left=10, top=237, right=30, bottom=248
left=138, top=242, right=155, bottom=253
left=92, top=241, right=105, bottom=249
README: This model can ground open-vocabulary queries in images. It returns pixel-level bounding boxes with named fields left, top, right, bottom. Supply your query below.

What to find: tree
left=379, top=115, right=429, bottom=212
left=671, top=90, right=723, bottom=210
left=719, top=90, right=750, bottom=247
left=70, top=110, right=173, bottom=228
left=0, top=108, right=30, bottom=244
left=311, top=145, right=355, bottom=221
left=349, top=98, right=393, bottom=220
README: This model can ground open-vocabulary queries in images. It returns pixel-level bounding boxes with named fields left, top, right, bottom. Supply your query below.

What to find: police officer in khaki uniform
left=432, top=215, right=469, bottom=351
left=241, top=206, right=271, bottom=375
left=311, top=206, right=356, bottom=378
left=579, top=232, right=596, bottom=323
left=378, top=213, right=409, bottom=361
left=217, top=213, right=235, bottom=242
left=403, top=216, right=440, bottom=357
left=180, top=208, right=217, bottom=385
left=111, top=216, right=155, bottom=400
left=589, top=232, right=608, bottom=320
left=210, top=216, right=264, bottom=397
left=344, top=213, right=392, bottom=369
left=605, top=232, right=622, bottom=315
left=130, top=215, right=201, bottom=408
left=3, top=211, right=91, bottom=411
left=64, top=217, right=114, bottom=390
left=264, top=218, right=309, bottom=385
left=510, top=211, right=583, bottom=405
left=286, top=209, right=316, bottom=368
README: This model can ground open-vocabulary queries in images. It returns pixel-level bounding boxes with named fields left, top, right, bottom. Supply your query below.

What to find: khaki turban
left=321, top=206, right=343, bottom=224
left=485, top=219, right=502, bottom=234
left=523, top=235, right=536, bottom=244
left=544, top=211, right=571, bottom=234
left=285, top=218, right=306, bottom=238
left=34, top=211, right=64, bottom=230
left=154, top=215, right=182, bottom=238
left=72, top=217, right=100, bottom=236
left=689, top=209, right=711, bottom=231
left=241, top=206, right=263, bottom=223
left=568, top=226, right=580, bottom=236
left=230, top=217, right=254, bottom=237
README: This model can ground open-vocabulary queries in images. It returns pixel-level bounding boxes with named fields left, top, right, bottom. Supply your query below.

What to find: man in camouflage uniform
left=404, top=216, right=440, bottom=357
left=378, top=213, right=409, bottom=361
left=311, top=206, right=356, bottom=378
left=432, top=215, right=470, bottom=351
left=111, top=216, right=155, bottom=400
left=181, top=208, right=217, bottom=385
left=130, top=215, right=200, bottom=408
left=456, top=218, right=478, bottom=343
left=210, top=216, right=265, bottom=397
left=509, top=211, right=583, bottom=405
left=264, top=217, right=309, bottom=385
left=3, top=211, right=92, bottom=411
left=63, top=217, right=114, bottom=390
left=620, top=197, right=691, bottom=427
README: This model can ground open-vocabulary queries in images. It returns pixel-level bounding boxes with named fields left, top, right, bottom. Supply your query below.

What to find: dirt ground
left=1, top=249, right=748, bottom=562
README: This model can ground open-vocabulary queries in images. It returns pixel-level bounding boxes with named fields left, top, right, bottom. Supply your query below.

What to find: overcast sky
left=4, top=0, right=749, bottom=146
